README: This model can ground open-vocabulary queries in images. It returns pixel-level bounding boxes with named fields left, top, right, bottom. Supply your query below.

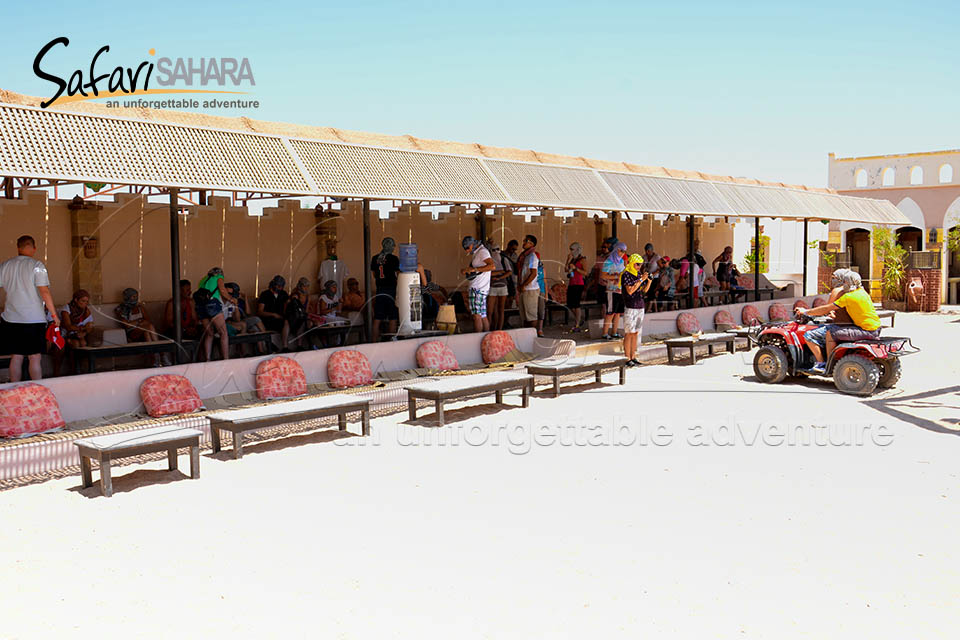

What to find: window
left=940, top=164, right=954, bottom=183
left=882, top=167, right=895, bottom=186
left=909, top=166, right=923, bottom=185
left=854, top=168, right=868, bottom=188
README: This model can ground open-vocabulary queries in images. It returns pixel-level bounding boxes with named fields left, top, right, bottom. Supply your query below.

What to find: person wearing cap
left=460, top=236, right=495, bottom=333
left=600, top=242, right=628, bottom=340
left=620, top=253, right=652, bottom=366
left=0, top=235, right=59, bottom=381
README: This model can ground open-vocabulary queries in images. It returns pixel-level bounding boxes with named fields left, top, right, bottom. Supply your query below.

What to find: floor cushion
left=481, top=331, right=517, bottom=364
left=676, top=312, right=702, bottom=336
left=793, top=299, right=806, bottom=310
left=813, top=297, right=828, bottom=306
left=328, top=350, right=373, bottom=388
left=768, top=303, right=791, bottom=322
left=704, top=276, right=721, bottom=289
left=140, top=375, right=203, bottom=418
left=416, top=340, right=459, bottom=371
left=0, top=383, right=66, bottom=438
left=742, top=304, right=761, bottom=326
left=714, top=310, right=737, bottom=330
left=550, top=283, right=567, bottom=304
left=256, top=356, right=307, bottom=400
left=736, top=275, right=755, bottom=289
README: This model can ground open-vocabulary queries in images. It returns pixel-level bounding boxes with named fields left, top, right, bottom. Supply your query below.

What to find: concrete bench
left=526, top=355, right=628, bottom=397
left=207, top=395, right=371, bottom=459
left=665, top=334, right=737, bottom=365
left=74, top=425, right=202, bottom=497
left=405, top=371, right=534, bottom=427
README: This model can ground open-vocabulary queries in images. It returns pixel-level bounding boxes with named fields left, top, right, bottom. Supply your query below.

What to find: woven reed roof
left=0, top=89, right=908, bottom=224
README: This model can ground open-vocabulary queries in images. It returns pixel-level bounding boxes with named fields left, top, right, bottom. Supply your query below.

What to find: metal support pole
left=802, top=219, right=808, bottom=297
left=198, top=189, right=207, bottom=206
left=169, top=188, right=182, bottom=362
left=611, top=211, right=618, bottom=241
left=688, top=214, right=696, bottom=309
left=754, top=216, right=761, bottom=302
left=362, top=198, right=373, bottom=342
left=478, top=204, right=487, bottom=242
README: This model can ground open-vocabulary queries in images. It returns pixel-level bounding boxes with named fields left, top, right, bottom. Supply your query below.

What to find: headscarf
left=120, top=288, right=139, bottom=312
left=296, top=277, right=311, bottom=293
left=378, top=237, right=396, bottom=265
left=323, top=280, right=338, bottom=297
left=624, top=253, right=644, bottom=277
left=569, top=242, right=582, bottom=258
left=207, top=266, right=223, bottom=277
left=604, top=242, right=627, bottom=270
left=68, top=289, right=91, bottom=326
left=225, top=282, right=240, bottom=297
left=830, top=268, right=850, bottom=289
left=840, top=270, right=862, bottom=293
left=462, top=236, right=477, bottom=251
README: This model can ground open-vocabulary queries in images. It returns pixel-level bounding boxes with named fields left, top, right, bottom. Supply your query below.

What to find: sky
left=1, top=0, right=957, bottom=188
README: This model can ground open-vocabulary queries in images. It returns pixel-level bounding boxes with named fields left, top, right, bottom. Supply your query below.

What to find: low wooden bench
left=405, top=371, right=534, bottom=427
left=526, top=355, right=628, bottom=397
left=665, top=334, right=737, bottom=365
left=876, top=309, right=896, bottom=328
left=725, top=328, right=755, bottom=351
left=73, top=340, right=178, bottom=373
left=207, top=395, right=371, bottom=459
left=74, top=425, right=202, bottom=497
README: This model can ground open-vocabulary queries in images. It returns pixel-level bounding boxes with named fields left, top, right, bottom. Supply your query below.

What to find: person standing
left=515, top=235, right=541, bottom=329
left=195, top=267, right=237, bottom=361
left=600, top=242, right=627, bottom=340
left=370, top=237, right=400, bottom=341
left=620, top=254, right=651, bottom=367
left=0, top=235, right=59, bottom=381
left=460, top=236, right=495, bottom=333
left=564, top=242, right=588, bottom=332
left=486, top=241, right=511, bottom=331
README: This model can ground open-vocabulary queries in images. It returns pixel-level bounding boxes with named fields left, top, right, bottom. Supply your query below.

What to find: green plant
left=873, top=226, right=907, bottom=301
left=948, top=227, right=960, bottom=253
left=740, top=235, right=770, bottom=273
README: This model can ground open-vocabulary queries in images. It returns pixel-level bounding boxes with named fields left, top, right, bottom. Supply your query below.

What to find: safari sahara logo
left=33, top=37, right=256, bottom=109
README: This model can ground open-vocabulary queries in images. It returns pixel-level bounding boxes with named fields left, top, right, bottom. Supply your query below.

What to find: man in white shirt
left=460, top=236, right=495, bottom=333
left=0, top=235, right=59, bottom=381
left=317, top=239, right=348, bottom=301
left=516, top=234, right=542, bottom=329
left=643, top=243, right=661, bottom=277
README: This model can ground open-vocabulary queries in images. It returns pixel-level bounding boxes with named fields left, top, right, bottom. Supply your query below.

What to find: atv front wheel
left=753, top=345, right=789, bottom=384
left=877, top=358, right=902, bottom=388
left=833, top=354, right=880, bottom=396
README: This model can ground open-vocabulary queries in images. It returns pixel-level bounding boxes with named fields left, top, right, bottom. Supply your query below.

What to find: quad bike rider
left=751, top=270, right=918, bottom=396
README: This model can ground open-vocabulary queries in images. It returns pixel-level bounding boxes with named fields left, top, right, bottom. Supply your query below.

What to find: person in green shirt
left=196, top=267, right=238, bottom=361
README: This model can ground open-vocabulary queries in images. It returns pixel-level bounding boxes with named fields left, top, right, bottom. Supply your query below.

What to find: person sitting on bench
left=797, top=271, right=881, bottom=374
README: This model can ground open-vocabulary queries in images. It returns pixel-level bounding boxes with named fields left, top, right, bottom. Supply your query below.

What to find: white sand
left=1, top=313, right=957, bottom=639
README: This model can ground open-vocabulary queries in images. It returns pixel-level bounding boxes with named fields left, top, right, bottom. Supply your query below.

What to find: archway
left=896, top=197, right=926, bottom=250
left=846, top=228, right=871, bottom=278
left=896, top=226, right=923, bottom=252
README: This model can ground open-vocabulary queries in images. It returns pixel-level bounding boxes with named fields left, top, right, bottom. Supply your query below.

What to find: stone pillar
left=69, top=202, right=104, bottom=304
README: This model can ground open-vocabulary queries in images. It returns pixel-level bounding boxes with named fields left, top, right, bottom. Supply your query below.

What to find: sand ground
left=2, top=313, right=958, bottom=639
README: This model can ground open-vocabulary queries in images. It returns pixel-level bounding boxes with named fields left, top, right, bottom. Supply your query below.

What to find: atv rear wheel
left=833, top=354, right=880, bottom=396
left=753, top=345, right=789, bottom=384
left=877, top=358, right=902, bottom=389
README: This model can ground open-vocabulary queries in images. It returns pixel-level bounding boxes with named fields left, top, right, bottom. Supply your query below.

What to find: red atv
left=750, top=312, right=918, bottom=396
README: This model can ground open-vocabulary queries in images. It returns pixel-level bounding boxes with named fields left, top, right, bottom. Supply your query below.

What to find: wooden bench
left=876, top=309, right=896, bottom=328
left=526, top=355, right=628, bottom=397
left=207, top=395, right=371, bottom=459
left=405, top=371, right=534, bottom=427
left=74, top=425, right=202, bottom=497
left=665, top=334, right=737, bottom=365
left=73, top=340, right=178, bottom=373
left=725, top=328, right=756, bottom=351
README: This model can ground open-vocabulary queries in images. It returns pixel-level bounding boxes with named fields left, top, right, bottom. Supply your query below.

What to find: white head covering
left=569, top=242, right=582, bottom=257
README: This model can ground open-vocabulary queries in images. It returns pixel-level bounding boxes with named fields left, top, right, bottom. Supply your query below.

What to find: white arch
left=882, top=167, right=895, bottom=186
left=944, top=196, right=960, bottom=229
left=896, top=197, right=926, bottom=250
left=909, top=166, right=923, bottom=185
left=940, top=164, right=954, bottom=184
left=855, top=168, right=868, bottom=188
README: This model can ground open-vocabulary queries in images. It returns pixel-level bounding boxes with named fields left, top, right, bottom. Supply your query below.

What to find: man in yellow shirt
left=797, top=271, right=881, bottom=373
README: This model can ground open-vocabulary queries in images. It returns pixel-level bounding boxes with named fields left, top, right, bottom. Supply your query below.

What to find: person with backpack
left=564, top=242, right=588, bottom=332
left=195, top=267, right=237, bottom=361
left=514, top=235, right=541, bottom=331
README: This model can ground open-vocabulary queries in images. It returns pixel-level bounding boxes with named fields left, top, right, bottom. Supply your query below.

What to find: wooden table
left=665, top=334, right=737, bottom=365
left=380, top=329, right=449, bottom=341
left=74, top=425, right=202, bottom=497
left=207, top=395, right=371, bottom=459
left=725, top=328, right=756, bottom=351
left=526, top=355, right=628, bottom=397
left=74, top=340, right=178, bottom=373
left=405, top=371, right=533, bottom=427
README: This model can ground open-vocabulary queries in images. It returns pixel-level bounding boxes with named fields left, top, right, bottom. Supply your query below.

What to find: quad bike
left=750, top=312, right=919, bottom=396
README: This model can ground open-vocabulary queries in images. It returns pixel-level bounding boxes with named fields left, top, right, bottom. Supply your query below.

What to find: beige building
left=828, top=150, right=960, bottom=303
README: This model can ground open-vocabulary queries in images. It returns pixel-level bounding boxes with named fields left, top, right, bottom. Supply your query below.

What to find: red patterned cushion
left=140, top=375, right=203, bottom=418
left=742, top=305, right=761, bottom=326
left=793, top=299, right=806, bottom=310
left=328, top=350, right=373, bottom=388
left=256, top=356, right=307, bottom=400
left=768, top=303, right=791, bottom=322
left=550, top=283, right=567, bottom=304
left=714, top=310, right=736, bottom=329
left=736, top=275, right=755, bottom=289
left=813, top=297, right=827, bottom=306
left=704, top=276, right=721, bottom=289
left=481, top=331, right=516, bottom=364
left=0, top=383, right=66, bottom=438
left=676, top=312, right=702, bottom=335
left=416, top=341, right=459, bottom=371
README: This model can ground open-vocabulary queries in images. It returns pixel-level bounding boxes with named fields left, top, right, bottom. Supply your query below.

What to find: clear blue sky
left=1, top=0, right=956, bottom=187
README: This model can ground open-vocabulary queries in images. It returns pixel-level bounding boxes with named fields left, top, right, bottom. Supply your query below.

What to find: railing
left=906, top=251, right=941, bottom=269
